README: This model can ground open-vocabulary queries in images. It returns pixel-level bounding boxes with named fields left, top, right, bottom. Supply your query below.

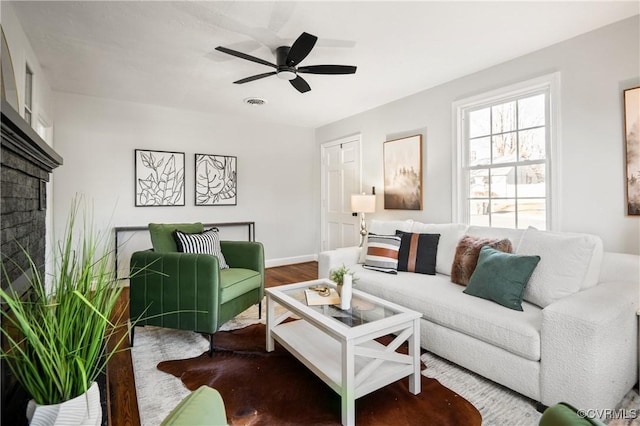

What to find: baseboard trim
left=266, top=254, right=318, bottom=268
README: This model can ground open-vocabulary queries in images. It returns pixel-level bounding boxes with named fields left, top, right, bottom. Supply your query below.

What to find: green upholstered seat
left=539, top=403, right=606, bottom=426
left=219, top=268, right=262, bottom=303
left=160, top=386, right=227, bottom=426
left=129, top=224, right=264, bottom=355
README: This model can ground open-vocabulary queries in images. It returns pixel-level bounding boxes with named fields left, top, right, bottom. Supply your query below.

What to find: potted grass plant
left=0, top=198, right=127, bottom=425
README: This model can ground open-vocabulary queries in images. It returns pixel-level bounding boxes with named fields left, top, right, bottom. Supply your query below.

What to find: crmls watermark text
left=577, top=409, right=638, bottom=420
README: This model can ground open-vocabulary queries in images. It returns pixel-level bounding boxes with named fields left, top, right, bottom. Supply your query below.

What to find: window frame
left=24, top=63, right=33, bottom=125
left=452, top=73, right=561, bottom=230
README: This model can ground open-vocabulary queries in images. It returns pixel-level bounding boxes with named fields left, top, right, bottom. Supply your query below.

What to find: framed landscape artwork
left=195, top=154, right=237, bottom=206
left=134, top=149, right=185, bottom=207
left=625, top=86, right=640, bottom=215
left=383, top=134, right=423, bottom=210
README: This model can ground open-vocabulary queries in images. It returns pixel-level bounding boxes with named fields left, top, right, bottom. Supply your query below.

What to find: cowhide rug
left=157, top=323, right=481, bottom=425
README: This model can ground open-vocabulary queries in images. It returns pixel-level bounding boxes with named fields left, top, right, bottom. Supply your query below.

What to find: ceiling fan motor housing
left=276, top=46, right=297, bottom=80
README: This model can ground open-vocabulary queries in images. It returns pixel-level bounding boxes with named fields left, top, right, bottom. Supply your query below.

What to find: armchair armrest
left=540, top=280, right=638, bottom=410
left=129, top=250, right=220, bottom=333
left=220, top=241, right=264, bottom=273
left=318, top=246, right=362, bottom=279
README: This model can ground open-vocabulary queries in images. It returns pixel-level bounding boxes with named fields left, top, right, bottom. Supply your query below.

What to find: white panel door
left=321, top=136, right=361, bottom=250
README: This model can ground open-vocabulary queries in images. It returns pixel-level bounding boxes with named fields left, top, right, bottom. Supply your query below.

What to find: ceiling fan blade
left=286, top=32, right=317, bottom=66
left=215, top=46, right=277, bottom=69
left=234, top=72, right=277, bottom=84
left=290, top=76, right=311, bottom=93
left=298, top=65, right=357, bottom=75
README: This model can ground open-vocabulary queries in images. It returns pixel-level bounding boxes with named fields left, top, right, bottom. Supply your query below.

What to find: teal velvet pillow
left=463, top=246, right=541, bottom=311
left=149, top=223, right=204, bottom=253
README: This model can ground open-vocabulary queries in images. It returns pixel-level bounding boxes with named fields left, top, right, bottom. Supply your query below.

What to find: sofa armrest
left=129, top=250, right=220, bottom=333
left=540, top=280, right=638, bottom=410
left=318, top=246, right=362, bottom=279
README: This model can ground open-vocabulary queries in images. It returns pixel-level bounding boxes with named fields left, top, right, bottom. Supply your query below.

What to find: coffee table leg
left=341, top=340, right=355, bottom=426
left=408, top=318, right=421, bottom=394
left=266, top=295, right=275, bottom=352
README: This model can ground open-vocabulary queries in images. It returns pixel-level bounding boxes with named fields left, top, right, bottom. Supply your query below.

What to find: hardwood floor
left=106, top=261, right=318, bottom=426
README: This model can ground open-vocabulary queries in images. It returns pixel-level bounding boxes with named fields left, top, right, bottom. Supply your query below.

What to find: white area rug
left=132, top=304, right=640, bottom=426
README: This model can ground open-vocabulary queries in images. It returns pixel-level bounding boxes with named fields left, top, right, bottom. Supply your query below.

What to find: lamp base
left=359, top=213, right=367, bottom=247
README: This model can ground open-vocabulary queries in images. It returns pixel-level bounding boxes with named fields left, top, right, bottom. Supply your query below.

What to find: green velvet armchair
left=129, top=224, right=264, bottom=356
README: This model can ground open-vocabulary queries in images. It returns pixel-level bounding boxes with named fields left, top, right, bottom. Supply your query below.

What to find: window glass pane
left=470, top=200, right=490, bottom=226
left=517, top=164, right=545, bottom=197
left=518, top=128, right=545, bottom=161
left=25, top=67, right=33, bottom=109
left=469, top=137, right=490, bottom=166
left=490, top=166, right=515, bottom=197
left=517, top=199, right=546, bottom=230
left=492, top=132, right=517, bottom=164
left=469, top=108, right=490, bottom=138
left=469, top=169, right=489, bottom=197
left=492, top=101, right=516, bottom=134
left=491, top=199, right=516, bottom=228
left=518, top=94, right=545, bottom=129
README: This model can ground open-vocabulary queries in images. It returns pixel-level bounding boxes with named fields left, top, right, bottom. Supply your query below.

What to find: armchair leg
left=130, top=325, right=135, bottom=346
left=208, top=334, right=214, bottom=357
left=258, top=301, right=262, bottom=319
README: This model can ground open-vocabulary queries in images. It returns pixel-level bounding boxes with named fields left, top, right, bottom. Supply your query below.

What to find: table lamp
left=351, top=193, right=376, bottom=247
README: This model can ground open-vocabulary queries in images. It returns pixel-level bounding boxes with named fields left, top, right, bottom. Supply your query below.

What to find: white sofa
left=318, top=220, right=639, bottom=412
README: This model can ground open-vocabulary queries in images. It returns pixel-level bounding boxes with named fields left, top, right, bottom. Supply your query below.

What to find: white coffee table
left=266, top=279, right=422, bottom=426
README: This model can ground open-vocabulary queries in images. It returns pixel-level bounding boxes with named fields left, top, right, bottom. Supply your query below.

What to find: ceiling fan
left=215, top=32, right=357, bottom=93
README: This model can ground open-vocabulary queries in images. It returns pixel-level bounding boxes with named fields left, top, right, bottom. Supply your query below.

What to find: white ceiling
left=10, top=1, right=639, bottom=128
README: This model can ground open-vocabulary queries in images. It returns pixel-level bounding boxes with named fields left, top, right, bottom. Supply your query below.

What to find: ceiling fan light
left=277, top=70, right=297, bottom=81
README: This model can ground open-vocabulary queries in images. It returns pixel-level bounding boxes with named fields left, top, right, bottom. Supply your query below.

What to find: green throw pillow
left=463, top=246, right=540, bottom=311
left=149, top=223, right=204, bottom=253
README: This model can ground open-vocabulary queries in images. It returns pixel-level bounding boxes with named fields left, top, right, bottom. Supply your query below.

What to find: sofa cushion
left=351, top=264, right=542, bottom=361
left=174, top=228, right=229, bottom=269
left=149, top=222, right=204, bottom=253
left=219, top=268, right=262, bottom=304
left=362, top=233, right=401, bottom=274
left=359, top=219, right=414, bottom=263
left=463, top=246, right=541, bottom=311
left=410, top=223, right=468, bottom=275
left=516, top=227, right=603, bottom=308
left=451, top=235, right=513, bottom=285
left=396, top=231, right=440, bottom=275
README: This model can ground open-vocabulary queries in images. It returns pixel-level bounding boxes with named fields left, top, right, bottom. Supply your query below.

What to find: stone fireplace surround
left=1, top=98, right=62, bottom=424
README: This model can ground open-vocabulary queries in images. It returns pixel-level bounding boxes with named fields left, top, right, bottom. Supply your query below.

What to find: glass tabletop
left=281, top=284, right=401, bottom=328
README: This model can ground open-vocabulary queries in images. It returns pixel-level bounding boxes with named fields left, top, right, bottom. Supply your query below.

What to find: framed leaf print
left=134, top=149, right=185, bottom=207
left=195, top=154, right=237, bottom=206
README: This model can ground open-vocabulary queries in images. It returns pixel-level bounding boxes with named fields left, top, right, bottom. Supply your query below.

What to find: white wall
left=316, top=16, right=640, bottom=255
left=52, top=93, right=317, bottom=274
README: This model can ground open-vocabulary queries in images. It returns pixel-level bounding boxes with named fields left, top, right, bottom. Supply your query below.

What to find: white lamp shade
left=351, top=194, right=376, bottom=213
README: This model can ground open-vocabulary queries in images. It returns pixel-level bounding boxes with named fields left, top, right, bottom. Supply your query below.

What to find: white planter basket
left=26, top=381, right=101, bottom=426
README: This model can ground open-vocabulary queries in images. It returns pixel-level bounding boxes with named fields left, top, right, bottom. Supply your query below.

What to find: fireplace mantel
left=1, top=99, right=62, bottom=172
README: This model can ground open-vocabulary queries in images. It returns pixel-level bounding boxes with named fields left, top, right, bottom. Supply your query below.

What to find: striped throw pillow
left=363, top=233, right=401, bottom=274
left=173, top=228, right=229, bottom=269
left=396, top=231, right=440, bottom=275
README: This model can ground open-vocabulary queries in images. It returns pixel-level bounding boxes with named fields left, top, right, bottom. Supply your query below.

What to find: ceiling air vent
left=243, top=97, right=267, bottom=106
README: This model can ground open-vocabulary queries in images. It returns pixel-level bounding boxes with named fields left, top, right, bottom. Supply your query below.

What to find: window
left=453, top=73, right=560, bottom=230
left=24, top=64, right=33, bottom=125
